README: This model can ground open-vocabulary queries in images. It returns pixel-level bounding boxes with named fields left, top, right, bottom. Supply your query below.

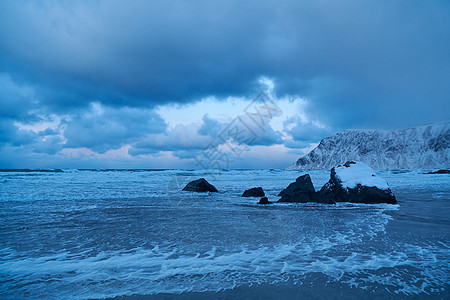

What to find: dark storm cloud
left=283, top=116, right=333, bottom=149
left=128, top=123, right=211, bottom=156
left=31, top=135, right=64, bottom=155
left=0, top=74, right=40, bottom=121
left=1, top=0, right=449, bottom=166
left=0, top=73, right=167, bottom=154
left=0, top=119, right=31, bottom=146
left=0, top=0, right=271, bottom=109
left=63, top=104, right=167, bottom=153
left=1, top=0, right=448, bottom=126
left=198, top=115, right=222, bottom=137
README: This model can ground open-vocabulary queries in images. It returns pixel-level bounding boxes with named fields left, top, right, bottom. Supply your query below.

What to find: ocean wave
left=1, top=233, right=448, bottom=299
left=0, top=169, right=63, bottom=173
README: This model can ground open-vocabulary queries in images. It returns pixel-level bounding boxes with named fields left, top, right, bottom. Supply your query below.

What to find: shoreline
left=108, top=280, right=449, bottom=300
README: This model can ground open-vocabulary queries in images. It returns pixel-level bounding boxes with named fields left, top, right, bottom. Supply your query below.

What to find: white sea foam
left=1, top=224, right=447, bottom=299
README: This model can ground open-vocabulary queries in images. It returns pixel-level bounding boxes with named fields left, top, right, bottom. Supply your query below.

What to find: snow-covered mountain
left=289, top=122, right=450, bottom=170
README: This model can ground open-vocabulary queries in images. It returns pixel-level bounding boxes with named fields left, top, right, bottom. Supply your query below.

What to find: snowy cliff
left=289, top=122, right=450, bottom=170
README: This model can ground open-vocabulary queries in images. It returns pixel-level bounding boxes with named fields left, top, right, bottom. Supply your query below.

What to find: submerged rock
left=426, top=169, right=450, bottom=174
left=182, top=178, right=218, bottom=193
left=319, top=161, right=397, bottom=204
left=242, top=187, right=265, bottom=197
left=277, top=174, right=324, bottom=203
left=258, top=197, right=272, bottom=204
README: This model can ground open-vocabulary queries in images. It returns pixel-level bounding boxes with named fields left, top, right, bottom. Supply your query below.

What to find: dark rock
left=277, top=174, right=325, bottom=203
left=242, top=187, right=265, bottom=197
left=182, top=178, right=218, bottom=193
left=319, top=161, right=397, bottom=204
left=426, top=169, right=450, bottom=174
left=343, top=161, right=356, bottom=167
left=258, top=197, right=272, bottom=204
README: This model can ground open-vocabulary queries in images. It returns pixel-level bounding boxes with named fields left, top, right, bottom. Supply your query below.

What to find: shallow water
left=0, top=169, right=449, bottom=299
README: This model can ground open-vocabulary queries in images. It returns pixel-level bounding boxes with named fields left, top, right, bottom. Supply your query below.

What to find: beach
left=1, top=169, right=449, bottom=299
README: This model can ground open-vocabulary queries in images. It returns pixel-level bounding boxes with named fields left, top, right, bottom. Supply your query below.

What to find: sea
left=0, top=169, right=449, bottom=299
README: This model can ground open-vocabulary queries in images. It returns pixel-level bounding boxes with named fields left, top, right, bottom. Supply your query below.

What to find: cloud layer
left=1, top=0, right=449, bottom=168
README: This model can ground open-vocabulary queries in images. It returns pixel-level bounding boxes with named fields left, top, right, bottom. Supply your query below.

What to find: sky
left=0, top=0, right=449, bottom=169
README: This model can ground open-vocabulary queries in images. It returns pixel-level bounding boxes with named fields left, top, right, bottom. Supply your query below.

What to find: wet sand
left=109, top=276, right=449, bottom=300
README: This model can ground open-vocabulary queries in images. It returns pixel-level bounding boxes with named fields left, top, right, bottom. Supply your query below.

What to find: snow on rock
left=334, top=161, right=389, bottom=190
left=290, top=121, right=450, bottom=170
left=275, top=162, right=396, bottom=204
left=319, top=161, right=397, bottom=204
